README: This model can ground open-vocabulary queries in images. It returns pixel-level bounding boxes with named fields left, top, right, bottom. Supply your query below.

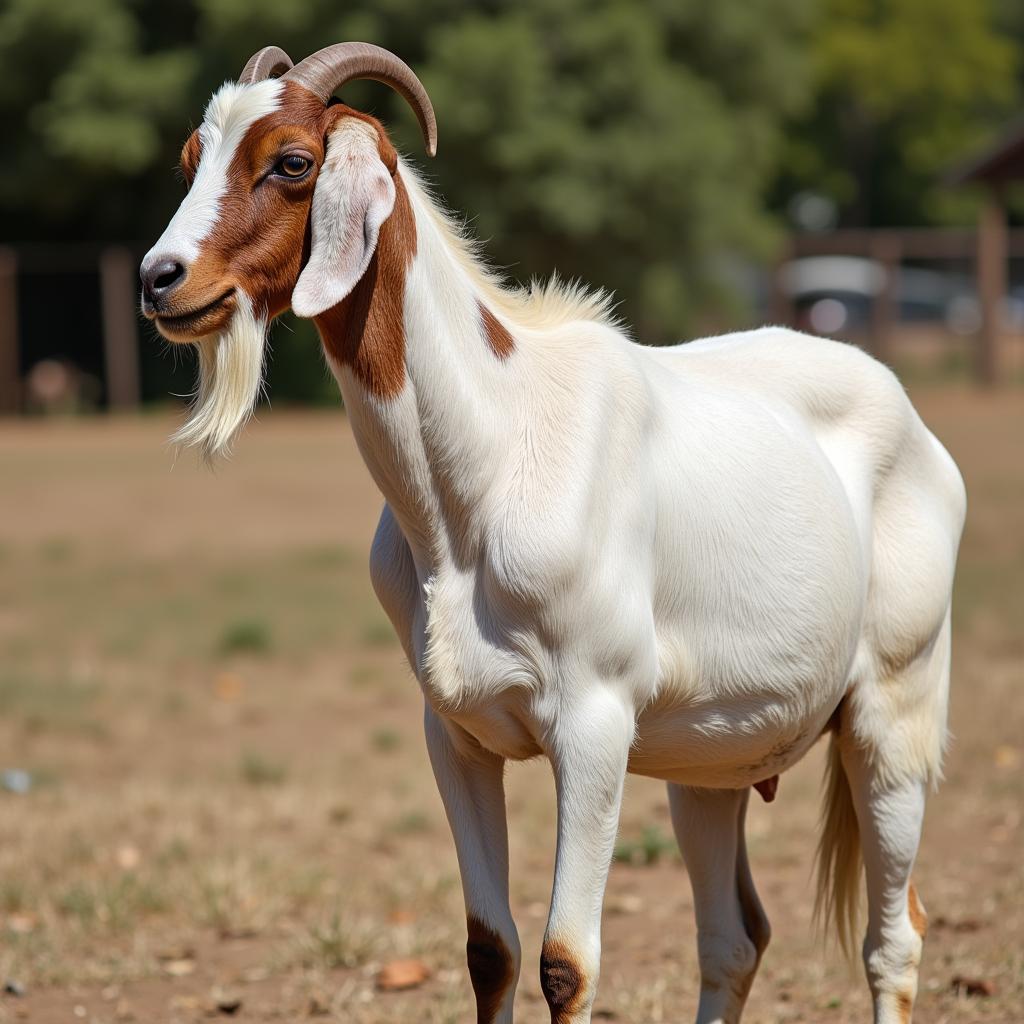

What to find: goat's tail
left=814, top=729, right=862, bottom=961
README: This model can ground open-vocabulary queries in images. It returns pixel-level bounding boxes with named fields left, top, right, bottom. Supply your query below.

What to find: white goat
left=141, top=43, right=967, bottom=1024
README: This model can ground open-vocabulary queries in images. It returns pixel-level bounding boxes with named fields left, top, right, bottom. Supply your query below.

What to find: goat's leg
left=541, top=690, right=633, bottom=1024
left=667, top=785, right=770, bottom=1024
left=425, top=707, right=520, bottom=1024
left=841, top=739, right=928, bottom=1024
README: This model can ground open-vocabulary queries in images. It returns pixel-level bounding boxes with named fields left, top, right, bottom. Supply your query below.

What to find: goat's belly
left=627, top=682, right=842, bottom=787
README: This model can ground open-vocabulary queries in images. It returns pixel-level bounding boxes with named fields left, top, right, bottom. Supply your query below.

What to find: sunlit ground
left=0, top=386, right=1021, bottom=1023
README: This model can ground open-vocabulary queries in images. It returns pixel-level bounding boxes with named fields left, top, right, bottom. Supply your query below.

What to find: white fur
left=147, top=81, right=282, bottom=459
left=170, top=291, right=267, bottom=459
left=292, top=119, right=397, bottom=317
left=142, top=80, right=283, bottom=269
left=329, top=160, right=966, bottom=1022
left=155, top=103, right=965, bottom=1016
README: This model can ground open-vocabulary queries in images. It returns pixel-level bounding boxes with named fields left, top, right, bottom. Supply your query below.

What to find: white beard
left=171, top=291, right=267, bottom=460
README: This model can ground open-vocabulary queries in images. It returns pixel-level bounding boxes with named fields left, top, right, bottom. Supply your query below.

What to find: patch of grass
left=37, top=537, right=75, bottom=562
left=24, top=764, right=62, bottom=789
left=193, top=861, right=268, bottom=935
left=349, top=663, right=379, bottom=688
left=361, top=619, right=397, bottom=649
left=371, top=728, right=402, bottom=753
left=392, top=810, right=432, bottom=835
left=284, top=866, right=330, bottom=907
left=161, top=690, right=189, bottom=717
left=0, top=879, right=28, bottom=914
left=239, top=751, right=288, bottom=787
left=218, top=618, right=273, bottom=655
left=426, top=990, right=472, bottom=1024
left=54, top=874, right=167, bottom=931
left=293, top=544, right=355, bottom=570
left=296, top=906, right=376, bottom=970
left=613, top=826, right=678, bottom=867
left=156, top=837, right=192, bottom=867
left=0, top=673, right=103, bottom=735
left=63, top=830, right=97, bottom=868
left=57, top=883, right=97, bottom=923
left=328, top=804, right=352, bottom=825
left=107, top=874, right=170, bottom=927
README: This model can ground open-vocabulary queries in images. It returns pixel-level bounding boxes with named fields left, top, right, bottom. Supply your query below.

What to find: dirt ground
left=0, top=386, right=1020, bottom=1024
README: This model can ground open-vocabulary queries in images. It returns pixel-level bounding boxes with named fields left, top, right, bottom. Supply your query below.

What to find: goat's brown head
left=141, top=43, right=436, bottom=457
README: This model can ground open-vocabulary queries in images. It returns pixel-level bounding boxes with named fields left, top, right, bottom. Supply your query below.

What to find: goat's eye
left=276, top=155, right=312, bottom=179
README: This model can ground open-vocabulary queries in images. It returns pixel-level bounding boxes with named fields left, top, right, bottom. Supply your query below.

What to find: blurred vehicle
left=778, top=256, right=982, bottom=337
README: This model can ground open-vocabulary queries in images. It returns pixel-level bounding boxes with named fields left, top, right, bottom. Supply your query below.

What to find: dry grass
left=0, top=388, right=1020, bottom=1023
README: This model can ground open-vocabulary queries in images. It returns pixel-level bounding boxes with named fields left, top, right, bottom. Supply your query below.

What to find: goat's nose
left=141, top=258, right=187, bottom=304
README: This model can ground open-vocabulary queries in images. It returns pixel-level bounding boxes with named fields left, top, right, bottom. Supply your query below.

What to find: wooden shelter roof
left=947, top=116, right=1024, bottom=185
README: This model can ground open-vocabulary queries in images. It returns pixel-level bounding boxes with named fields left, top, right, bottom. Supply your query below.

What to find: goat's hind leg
left=837, top=607, right=952, bottom=1023
left=840, top=736, right=928, bottom=1024
left=668, top=785, right=770, bottom=1024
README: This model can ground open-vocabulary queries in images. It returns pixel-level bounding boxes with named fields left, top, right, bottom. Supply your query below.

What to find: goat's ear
left=291, top=119, right=396, bottom=319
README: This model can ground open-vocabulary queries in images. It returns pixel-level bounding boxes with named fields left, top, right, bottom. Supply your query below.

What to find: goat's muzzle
left=141, top=256, right=186, bottom=310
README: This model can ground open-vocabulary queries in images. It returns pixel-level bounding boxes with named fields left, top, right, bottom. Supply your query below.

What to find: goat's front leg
left=542, top=690, right=633, bottom=1024
left=425, top=707, right=520, bottom=1024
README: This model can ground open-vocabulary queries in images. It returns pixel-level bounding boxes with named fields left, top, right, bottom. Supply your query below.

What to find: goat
left=141, top=43, right=967, bottom=1024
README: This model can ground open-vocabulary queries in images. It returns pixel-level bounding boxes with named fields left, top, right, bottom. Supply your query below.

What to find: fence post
left=768, top=240, right=794, bottom=328
left=100, top=246, right=141, bottom=410
left=0, top=248, right=18, bottom=415
left=869, top=232, right=900, bottom=367
left=976, top=193, right=1007, bottom=386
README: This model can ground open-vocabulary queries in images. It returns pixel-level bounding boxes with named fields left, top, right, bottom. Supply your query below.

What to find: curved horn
left=239, top=45, right=294, bottom=85
left=284, top=42, right=437, bottom=156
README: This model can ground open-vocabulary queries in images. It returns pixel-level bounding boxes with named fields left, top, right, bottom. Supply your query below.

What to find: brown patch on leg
left=466, top=917, right=515, bottom=1024
left=908, top=882, right=928, bottom=939
left=753, top=774, right=778, bottom=803
left=896, top=990, right=914, bottom=1023
left=540, top=940, right=585, bottom=1023
left=478, top=300, right=515, bottom=359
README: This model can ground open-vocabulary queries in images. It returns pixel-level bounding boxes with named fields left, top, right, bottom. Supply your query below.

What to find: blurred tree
left=0, top=0, right=198, bottom=236
left=417, top=0, right=814, bottom=339
left=775, top=0, right=1019, bottom=227
left=0, top=0, right=814, bottom=349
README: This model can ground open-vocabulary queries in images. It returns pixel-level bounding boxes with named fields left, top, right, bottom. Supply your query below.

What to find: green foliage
left=2, top=0, right=1020, bottom=372
left=418, top=0, right=815, bottom=338
left=0, top=0, right=197, bottom=225
left=265, top=314, right=339, bottom=405
left=777, top=0, right=1019, bottom=226
left=0, top=0, right=815, bottom=345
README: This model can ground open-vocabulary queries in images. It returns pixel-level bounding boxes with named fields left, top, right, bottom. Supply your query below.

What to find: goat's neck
left=314, top=165, right=519, bottom=570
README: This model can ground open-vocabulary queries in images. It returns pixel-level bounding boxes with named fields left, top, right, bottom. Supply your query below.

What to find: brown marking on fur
left=161, top=82, right=327, bottom=330
left=196, top=83, right=328, bottom=321
left=162, top=79, right=416, bottom=396
left=180, top=128, right=202, bottom=186
left=466, top=917, right=515, bottom=1023
left=540, top=940, right=586, bottom=1023
left=754, top=774, right=778, bottom=803
left=314, top=154, right=414, bottom=398
left=897, top=990, right=913, bottom=1023
left=479, top=300, right=515, bottom=359
left=908, top=882, right=928, bottom=939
